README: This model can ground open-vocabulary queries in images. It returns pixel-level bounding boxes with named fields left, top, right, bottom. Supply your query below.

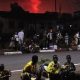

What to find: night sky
left=0, top=0, right=80, bottom=13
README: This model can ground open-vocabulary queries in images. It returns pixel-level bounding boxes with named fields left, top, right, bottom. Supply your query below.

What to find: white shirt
left=14, top=34, right=19, bottom=41
left=76, top=32, right=79, bottom=38
left=18, top=31, right=24, bottom=40
left=47, top=32, right=53, bottom=40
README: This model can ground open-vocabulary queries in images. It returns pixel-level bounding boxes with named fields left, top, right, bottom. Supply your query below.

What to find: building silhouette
left=0, top=2, right=80, bottom=37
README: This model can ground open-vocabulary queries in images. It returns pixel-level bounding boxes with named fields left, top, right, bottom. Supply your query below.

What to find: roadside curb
left=4, top=51, right=22, bottom=55
left=0, top=49, right=80, bottom=55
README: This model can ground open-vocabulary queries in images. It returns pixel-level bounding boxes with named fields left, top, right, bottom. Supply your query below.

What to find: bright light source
left=70, top=25, right=72, bottom=28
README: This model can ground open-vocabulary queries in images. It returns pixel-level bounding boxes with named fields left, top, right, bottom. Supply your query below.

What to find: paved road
left=0, top=51, right=80, bottom=80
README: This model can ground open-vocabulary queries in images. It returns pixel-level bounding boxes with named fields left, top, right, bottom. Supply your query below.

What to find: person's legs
left=21, top=73, right=31, bottom=80
left=49, top=73, right=60, bottom=80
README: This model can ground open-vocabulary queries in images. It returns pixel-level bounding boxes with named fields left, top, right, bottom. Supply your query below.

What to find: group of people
left=8, top=28, right=80, bottom=52
left=0, top=54, right=80, bottom=80
left=9, top=30, right=24, bottom=51
left=21, top=55, right=76, bottom=80
left=44, top=29, right=80, bottom=50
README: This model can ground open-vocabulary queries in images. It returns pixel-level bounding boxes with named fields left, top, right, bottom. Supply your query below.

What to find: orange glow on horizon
left=30, top=0, right=41, bottom=13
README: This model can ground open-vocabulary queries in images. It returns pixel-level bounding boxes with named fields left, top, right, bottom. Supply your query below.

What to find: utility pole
left=55, top=0, right=57, bottom=12
left=59, top=3, right=61, bottom=14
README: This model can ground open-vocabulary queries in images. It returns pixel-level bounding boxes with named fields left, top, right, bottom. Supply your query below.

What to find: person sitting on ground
left=64, top=55, right=76, bottom=72
left=21, top=55, right=40, bottom=80
left=0, top=64, right=11, bottom=80
left=43, top=55, right=62, bottom=80
left=63, top=55, right=76, bottom=80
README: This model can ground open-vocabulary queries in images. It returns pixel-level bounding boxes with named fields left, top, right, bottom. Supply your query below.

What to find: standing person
left=18, top=30, right=24, bottom=50
left=42, top=30, right=48, bottom=49
left=56, top=31, right=63, bottom=48
left=18, top=30, right=24, bottom=45
left=14, top=32, right=19, bottom=50
left=74, top=32, right=79, bottom=45
left=9, top=35, right=15, bottom=49
left=56, top=31, right=63, bottom=43
left=47, top=29, right=53, bottom=48
left=65, top=33, right=69, bottom=47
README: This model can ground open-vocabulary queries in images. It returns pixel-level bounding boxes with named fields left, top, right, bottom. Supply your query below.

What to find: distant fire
left=0, top=0, right=80, bottom=13
left=30, top=0, right=41, bottom=13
